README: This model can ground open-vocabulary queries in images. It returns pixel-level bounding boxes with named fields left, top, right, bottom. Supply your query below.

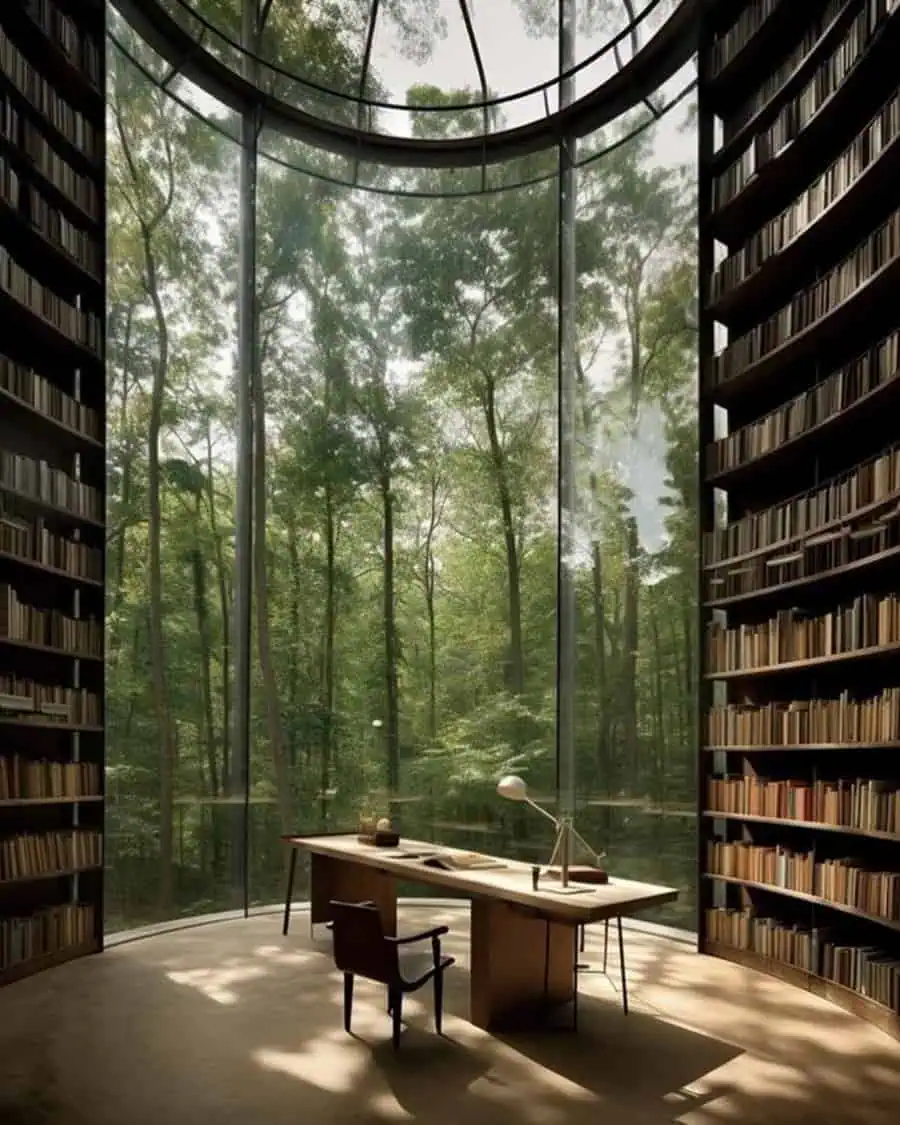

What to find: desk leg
left=469, top=898, right=575, bottom=1032
left=282, top=847, right=298, bottom=936
left=309, top=854, right=397, bottom=935
left=617, top=916, right=628, bottom=1016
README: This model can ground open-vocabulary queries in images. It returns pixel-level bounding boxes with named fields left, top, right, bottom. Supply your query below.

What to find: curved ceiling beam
left=110, top=0, right=699, bottom=169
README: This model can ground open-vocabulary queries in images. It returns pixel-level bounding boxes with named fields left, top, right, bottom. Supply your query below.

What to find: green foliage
left=105, top=35, right=698, bottom=931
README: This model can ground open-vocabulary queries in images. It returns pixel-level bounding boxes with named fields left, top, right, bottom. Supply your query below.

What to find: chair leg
left=390, top=989, right=403, bottom=1049
left=343, top=973, right=354, bottom=1033
left=433, top=970, right=444, bottom=1036
left=603, top=919, right=610, bottom=973
left=579, top=924, right=586, bottom=953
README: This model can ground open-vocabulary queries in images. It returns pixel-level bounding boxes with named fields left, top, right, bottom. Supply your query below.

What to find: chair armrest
left=386, top=924, right=449, bottom=946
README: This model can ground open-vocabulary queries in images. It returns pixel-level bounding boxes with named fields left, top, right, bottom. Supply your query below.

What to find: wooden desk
left=282, top=833, right=678, bottom=1032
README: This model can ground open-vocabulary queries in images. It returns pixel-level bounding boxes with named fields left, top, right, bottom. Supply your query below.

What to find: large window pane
left=573, top=97, right=698, bottom=928
left=105, top=33, right=241, bottom=930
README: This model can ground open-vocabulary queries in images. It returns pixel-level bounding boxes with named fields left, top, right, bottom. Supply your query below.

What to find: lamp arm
left=524, top=797, right=560, bottom=827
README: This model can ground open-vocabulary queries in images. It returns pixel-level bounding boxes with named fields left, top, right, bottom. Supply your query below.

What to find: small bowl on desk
left=374, top=830, right=400, bottom=847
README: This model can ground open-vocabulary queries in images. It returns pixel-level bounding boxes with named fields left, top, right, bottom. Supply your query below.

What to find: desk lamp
left=496, top=775, right=604, bottom=888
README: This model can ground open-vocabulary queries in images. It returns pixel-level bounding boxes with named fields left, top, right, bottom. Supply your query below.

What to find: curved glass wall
left=105, top=3, right=697, bottom=932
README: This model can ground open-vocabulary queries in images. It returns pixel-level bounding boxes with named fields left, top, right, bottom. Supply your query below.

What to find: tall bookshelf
left=0, top=0, right=105, bottom=986
left=699, top=0, right=900, bottom=1040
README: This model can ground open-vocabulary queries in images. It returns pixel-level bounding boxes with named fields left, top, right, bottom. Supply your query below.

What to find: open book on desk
left=418, top=851, right=508, bottom=872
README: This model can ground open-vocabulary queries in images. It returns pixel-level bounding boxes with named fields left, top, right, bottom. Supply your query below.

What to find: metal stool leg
left=282, top=847, right=297, bottom=936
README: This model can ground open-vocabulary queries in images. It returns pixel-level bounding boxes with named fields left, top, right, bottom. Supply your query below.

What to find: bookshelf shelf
left=0, top=865, right=103, bottom=891
left=704, top=1, right=797, bottom=112
left=0, top=1, right=104, bottom=988
left=709, top=246, right=900, bottom=408
left=0, top=937, right=100, bottom=989
left=0, top=635, right=102, bottom=662
left=705, top=873, right=900, bottom=935
left=705, top=543, right=900, bottom=611
left=700, top=2, right=900, bottom=1035
left=2, top=5, right=102, bottom=110
left=0, top=549, right=103, bottom=588
left=0, top=135, right=101, bottom=230
left=709, top=5, right=900, bottom=244
left=0, top=796, right=102, bottom=808
left=701, top=940, right=900, bottom=1042
left=705, top=369, right=900, bottom=491
left=709, top=113, right=900, bottom=328
left=704, top=742, right=900, bottom=753
left=0, top=718, right=102, bottom=733
left=0, top=193, right=102, bottom=292
left=702, top=810, right=900, bottom=844
left=706, top=639, right=900, bottom=682
left=0, top=386, right=103, bottom=451
left=711, top=0, right=858, bottom=173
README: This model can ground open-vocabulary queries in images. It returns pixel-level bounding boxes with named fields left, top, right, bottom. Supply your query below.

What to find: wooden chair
left=328, top=899, right=455, bottom=1049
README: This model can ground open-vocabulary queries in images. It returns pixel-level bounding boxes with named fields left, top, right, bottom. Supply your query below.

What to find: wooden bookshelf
left=0, top=0, right=104, bottom=987
left=699, top=0, right=900, bottom=1041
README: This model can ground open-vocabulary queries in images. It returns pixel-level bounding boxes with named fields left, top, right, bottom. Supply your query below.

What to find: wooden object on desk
left=284, top=834, right=678, bottom=1032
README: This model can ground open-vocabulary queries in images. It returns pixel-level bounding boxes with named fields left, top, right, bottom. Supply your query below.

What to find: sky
left=136, top=1, right=697, bottom=554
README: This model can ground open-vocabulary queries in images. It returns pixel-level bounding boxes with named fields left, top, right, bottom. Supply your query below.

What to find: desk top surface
left=286, top=833, right=679, bottom=922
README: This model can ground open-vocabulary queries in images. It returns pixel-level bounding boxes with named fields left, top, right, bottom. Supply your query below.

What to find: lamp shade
left=496, top=775, right=528, bottom=802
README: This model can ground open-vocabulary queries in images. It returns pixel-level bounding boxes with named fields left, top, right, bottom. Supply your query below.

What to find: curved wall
left=104, top=12, right=698, bottom=935
left=698, top=0, right=900, bottom=1043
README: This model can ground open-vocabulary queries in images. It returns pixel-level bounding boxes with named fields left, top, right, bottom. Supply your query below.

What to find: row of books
left=0, top=29, right=99, bottom=162
left=706, top=686, right=900, bottom=746
left=707, top=841, right=900, bottom=922
left=0, top=447, right=103, bottom=522
left=0, top=829, right=101, bottom=883
left=0, top=582, right=102, bottom=657
left=23, top=0, right=102, bottom=88
left=706, top=775, right=900, bottom=834
left=705, top=907, right=900, bottom=1014
left=706, top=0, right=780, bottom=79
left=0, top=352, right=101, bottom=440
left=0, top=676, right=100, bottom=725
left=710, top=206, right=900, bottom=389
left=707, top=328, right=900, bottom=477
left=702, top=441, right=900, bottom=566
left=0, top=245, right=101, bottom=354
left=706, top=593, right=900, bottom=673
left=0, top=511, right=103, bottom=582
left=0, top=756, right=100, bottom=801
left=720, top=0, right=848, bottom=147
left=714, top=85, right=900, bottom=303
left=705, top=506, right=900, bottom=603
left=1, top=96, right=99, bottom=220
left=713, top=0, right=895, bottom=209
left=0, top=901, right=94, bottom=974
left=0, top=155, right=100, bottom=276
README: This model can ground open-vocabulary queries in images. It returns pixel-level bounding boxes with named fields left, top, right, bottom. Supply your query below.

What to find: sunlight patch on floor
left=254, top=1034, right=371, bottom=1094
left=165, top=961, right=270, bottom=1004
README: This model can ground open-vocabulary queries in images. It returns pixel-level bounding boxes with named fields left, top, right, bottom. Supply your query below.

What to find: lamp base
left=543, top=865, right=608, bottom=885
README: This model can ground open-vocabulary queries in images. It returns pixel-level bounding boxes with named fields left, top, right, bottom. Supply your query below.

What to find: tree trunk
left=205, top=427, right=231, bottom=796
left=649, top=604, right=666, bottom=802
left=110, top=303, right=135, bottom=631
left=286, top=512, right=301, bottom=769
left=622, top=271, right=644, bottom=793
left=190, top=494, right=220, bottom=875
left=381, top=464, right=400, bottom=793
left=252, top=361, right=294, bottom=835
left=141, top=225, right=176, bottom=914
left=483, top=377, right=524, bottom=696
left=320, top=484, right=336, bottom=824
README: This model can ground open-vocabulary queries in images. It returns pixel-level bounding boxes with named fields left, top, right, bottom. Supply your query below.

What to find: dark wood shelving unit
left=699, top=0, right=900, bottom=1041
left=0, top=0, right=105, bottom=986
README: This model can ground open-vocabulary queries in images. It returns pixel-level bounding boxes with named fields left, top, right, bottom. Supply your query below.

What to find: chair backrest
left=329, top=900, right=398, bottom=985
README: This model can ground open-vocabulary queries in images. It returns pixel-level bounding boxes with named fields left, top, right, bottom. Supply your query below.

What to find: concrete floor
left=1, top=906, right=900, bottom=1125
